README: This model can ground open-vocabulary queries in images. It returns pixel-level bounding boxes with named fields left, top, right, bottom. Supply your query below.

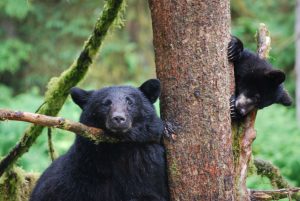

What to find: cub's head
left=235, top=67, right=292, bottom=117
left=70, top=79, right=163, bottom=142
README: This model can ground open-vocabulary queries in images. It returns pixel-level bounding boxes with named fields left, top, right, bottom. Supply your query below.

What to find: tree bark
left=149, top=1, right=233, bottom=200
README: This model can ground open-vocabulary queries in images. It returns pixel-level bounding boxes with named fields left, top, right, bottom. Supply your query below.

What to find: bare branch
left=256, top=23, right=271, bottom=59
left=0, top=109, right=117, bottom=144
left=47, top=128, right=57, bottom=161
left=249, top=188, right=300, bottom=201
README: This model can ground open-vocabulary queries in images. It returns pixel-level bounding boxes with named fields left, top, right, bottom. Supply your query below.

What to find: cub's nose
left=112, top=115, right=126, bottom=124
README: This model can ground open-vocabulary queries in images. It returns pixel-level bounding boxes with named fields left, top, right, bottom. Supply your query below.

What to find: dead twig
left=249, top=188, right=300, bottom=201
left=47, top=128, right=57, bottom=161
left=0, top=109, right=118, bottom=144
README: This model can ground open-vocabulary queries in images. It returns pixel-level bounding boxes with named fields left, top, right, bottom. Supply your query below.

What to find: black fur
left=228, top=36, right=292, bottom=119
left=30, top=79, right=169, bottom=201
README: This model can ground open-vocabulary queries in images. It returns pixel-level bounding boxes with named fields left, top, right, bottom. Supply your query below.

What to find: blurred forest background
left=0, top=0, right=299, bottom=190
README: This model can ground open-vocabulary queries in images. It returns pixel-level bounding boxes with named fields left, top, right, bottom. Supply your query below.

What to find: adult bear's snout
left=106, top=106, right=131, bottom=133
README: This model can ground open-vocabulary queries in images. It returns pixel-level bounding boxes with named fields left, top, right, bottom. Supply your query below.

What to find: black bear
left=30, top=79, right=169, bottom=201
left=228, top=36, right=292, bottom=119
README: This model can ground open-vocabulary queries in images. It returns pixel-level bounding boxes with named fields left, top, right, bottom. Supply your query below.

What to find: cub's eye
left=126, top=97, right=133, bottom=106
left=254, top=94, right=260, bottom=103
left=102, top=99, right=112, bottom=106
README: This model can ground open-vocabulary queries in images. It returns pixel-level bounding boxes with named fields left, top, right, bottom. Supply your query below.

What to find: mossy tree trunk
left=149, top=1, right=234, bottom=200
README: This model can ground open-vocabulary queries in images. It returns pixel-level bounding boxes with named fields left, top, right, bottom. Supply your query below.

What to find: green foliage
left=231, top=0, right=296, bottom=73
left=0, top=39, right=31, bottom=73
left=0, top=0, right=154, bottom=92
left=0, top=0, right=31, bottom=20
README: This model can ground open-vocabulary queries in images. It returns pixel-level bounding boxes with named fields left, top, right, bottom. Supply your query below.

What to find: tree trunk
left=148, top=1, right=234, bottom=200
left=296, top=0, right=300, bottom=121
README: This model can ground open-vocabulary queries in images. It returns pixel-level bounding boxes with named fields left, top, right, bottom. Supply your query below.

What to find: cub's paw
left=230, top=95, right=240, bottom=120
left=228, top=35, right=244, bottom=62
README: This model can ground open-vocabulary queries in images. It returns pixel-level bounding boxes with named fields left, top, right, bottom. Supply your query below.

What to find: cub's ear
left=277, top=90, right=292, bottom=106
left=70, top=87, right=93, bottom=109
left=265, top=70, right=286, bottom=85
left=139, top=79, right=161, bottom=104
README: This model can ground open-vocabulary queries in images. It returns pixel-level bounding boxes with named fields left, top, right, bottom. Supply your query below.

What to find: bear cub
left=30, top=79, right=169, bottom=201
left=228, top=36, right=292, bottom=119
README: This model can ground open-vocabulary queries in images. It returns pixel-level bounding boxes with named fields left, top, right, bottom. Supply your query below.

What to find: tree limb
left=0, top=109, right=117, bottom=144
left=249, top=188, right=300, bottom=201
left=246, top=25, right=300, bottom=201
left=256, top=23, right=271, bottom=59
left=252, top=159, right=300, bottom=200
left=244, top=20, right=300, bottom=201
left=0, top=0, right=125, bottom=177
left=254, top=159, right=290, bottom=189
left=232, top=23, right=271, bottom=201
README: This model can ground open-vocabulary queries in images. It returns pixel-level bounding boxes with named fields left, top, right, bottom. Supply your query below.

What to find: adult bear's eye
left=126, top=97, right=133, bottom=106
left=102, top=99, right=112, bottom=106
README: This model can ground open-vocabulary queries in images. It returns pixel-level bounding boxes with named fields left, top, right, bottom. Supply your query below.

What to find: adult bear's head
left=70, top=79, right=163, bottom=142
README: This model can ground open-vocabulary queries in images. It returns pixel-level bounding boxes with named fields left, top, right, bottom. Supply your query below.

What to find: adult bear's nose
left=112, top=113, right=126, bottom=125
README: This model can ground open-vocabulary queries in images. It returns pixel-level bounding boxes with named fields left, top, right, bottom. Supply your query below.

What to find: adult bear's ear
left=139, top=79, right=161, bottom=104
left=70, top=87, right=93, bottom=109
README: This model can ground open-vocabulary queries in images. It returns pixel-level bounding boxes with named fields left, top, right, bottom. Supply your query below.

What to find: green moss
left=247, top=157, right=257, bottom=176
left=232, top=122, right=244, bottom=167
left=169, top=159, right=180, bottom=178
left=0, top=166, right=39, bottom=201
